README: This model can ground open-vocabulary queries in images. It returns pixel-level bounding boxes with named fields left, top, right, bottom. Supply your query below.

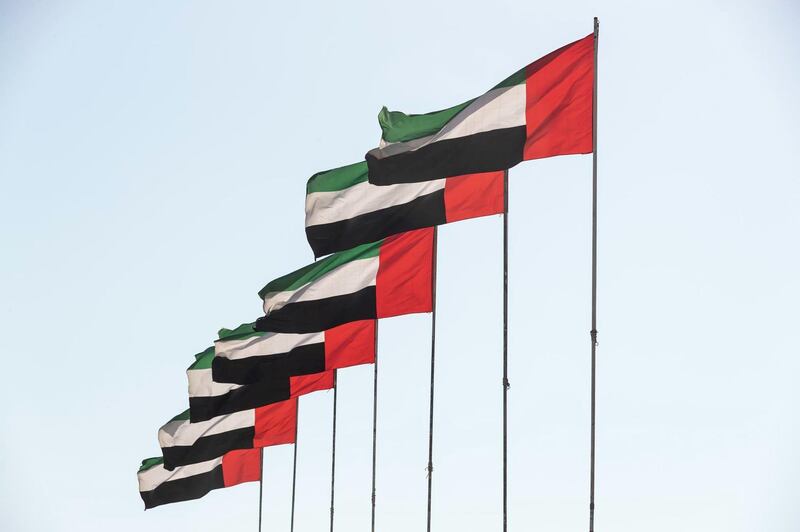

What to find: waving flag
left=159, top=397, right=301, bottom=470
left=305, top=161, right=503, bottom=257
left=256, top=228, right=434, bottom=334
left=138, top=449, right=261, bottom=509
left=366, top=34, right=594, bottom=184
left=188, top=345, right=333, bottom=422
left=213, top=319, right=375, bottom=385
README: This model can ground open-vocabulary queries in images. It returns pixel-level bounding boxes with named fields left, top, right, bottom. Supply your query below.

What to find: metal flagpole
left=426, top=226, right=438, bottom=532
left=258, top=447, right=264, bottom=532
left=589, top=16, right=600, bottom=532
left=502, top=170, right=510, bottom=532
left=370, top=323, right=380, bottom=532
left=290, top=400, right=300, bottom=532
left=329, top=370, right=338, bottom=532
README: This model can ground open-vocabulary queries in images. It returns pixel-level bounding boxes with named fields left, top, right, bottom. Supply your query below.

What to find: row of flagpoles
left=138, top=18, right=600, bottom=532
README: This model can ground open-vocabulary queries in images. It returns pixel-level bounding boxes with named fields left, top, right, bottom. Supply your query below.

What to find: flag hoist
left=426, top=226, right=438, bottom=532
left=589, top=17, right=600, bottom=532
left=138, top=22, right=598, bottom=532
left=502, top=170, right=509, bottom=532
left=370, top=323, right=379, bottom=532
left=329, top=370, right=338, bottom=532
left=289, top=400, right=300, bottom=532
left=258, top=448, right=264, bottom=532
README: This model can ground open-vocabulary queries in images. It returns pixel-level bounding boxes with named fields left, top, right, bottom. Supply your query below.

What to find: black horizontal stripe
left=212, top=342, right=326, bottom=386
left=141, top=464, right=224, bottom=509
left=306, top=189, right=446, bottom=257
left=366, top=126, right=526, bottom=185
left=162, top=426, right=256, bottom=470
left=255, top=286, right=377, bottom=334
left=189, top=377, right=291, bottom=423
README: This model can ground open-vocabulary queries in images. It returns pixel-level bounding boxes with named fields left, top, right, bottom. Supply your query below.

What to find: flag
left=159, top=397, right=299, bottom=470
left=188, top=346, right=287, bottom=423
left=213, top=319, right=375, bottom=385
left=305, top=161, right=504, bottom=257
left=189, top=342, right=334, bottom=422
left=256, top=228, right=434, bottom=334
left=366, top=34, right=594, bottom=184
left=138, top=449, right=260, bottom=509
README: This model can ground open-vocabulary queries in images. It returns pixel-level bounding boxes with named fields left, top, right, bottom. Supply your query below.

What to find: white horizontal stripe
left=375, top=84, right=526, bottom=159
left=262, top=256, right=379, bottom=315
left=159, top=409, right=255, bottom=448
left=138, top=455, right=223, bottom=492
left=158, top=418, right=189, bottom=442
left=188, top=367, right=241, bottom=398
left=215, top=331, right=324, bottom=361
left=305, top=179, right=445, bottom=227
left=377, top=130, right=430, bottom=151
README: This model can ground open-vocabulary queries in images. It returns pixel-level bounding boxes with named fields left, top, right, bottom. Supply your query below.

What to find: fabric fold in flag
left=138, top=449, right=261, bottom=509
left=213, top=320, right=375, bottom=385
left=188, top=343, right=333, bottom=422
left=366, top=33, right=594, bottom=184
left=159, top=397, right=300, bottom=470
left=256, top=228, right=434, bottom=334
left=305, top=161, right=503, bottom=257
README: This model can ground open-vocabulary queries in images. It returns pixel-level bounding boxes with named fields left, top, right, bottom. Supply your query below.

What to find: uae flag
left=159, top=395, right=301, bottom=470
left=189, top=342, right=334, bottom=422
left=138, top=448, right=260, bottom=509
left=213, top=319, right=375, bottom=385
left=305, top=160, right=504, bottom=257
left=366, top=33, right=594, bottom=184
left=256, top=227, right=434, bottom=334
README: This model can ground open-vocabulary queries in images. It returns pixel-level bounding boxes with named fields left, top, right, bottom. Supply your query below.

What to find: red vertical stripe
left=290, top=370, right=334, bottom=397
left=253, top=399, right=298, bottom=448
left=324, top=320, right=376, bottom=370
left=444, top=171, right=505, bottom=223
left=523, top=33, right=594, bottom=160
left=221, top=448, right=262, bottom=487
left=375, top=228, right=434, bottom=318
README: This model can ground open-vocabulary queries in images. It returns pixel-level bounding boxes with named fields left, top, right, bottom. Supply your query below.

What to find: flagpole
left=502, top=169, right=510, bottom=532
left=589, top=16, right=600, bottom=532
left=258, top=447, right=264, bottom=532
left=426, top=226, right=438, bottom=532
left=290, top=400, right=300, bottom=532
left=370, top=323, right=380, bottom=532
left=330, top=370, right=338, bottom=532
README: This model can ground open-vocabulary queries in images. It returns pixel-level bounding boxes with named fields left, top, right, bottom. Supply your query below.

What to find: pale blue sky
left=1, top=1, right=798, bottom=531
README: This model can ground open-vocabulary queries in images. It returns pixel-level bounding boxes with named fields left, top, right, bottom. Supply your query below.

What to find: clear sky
left=1, top=1, right=798, bottom=531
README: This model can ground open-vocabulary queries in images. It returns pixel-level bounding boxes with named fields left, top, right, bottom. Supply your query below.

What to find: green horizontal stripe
left=218, top=322, right=264, bottom=342
left=258, top=239, right=382, bottom=297
left=378, top=100, right=472, bottom=143
left=378, top=66, right=527, bottom=143
left=492, top=67, right=527, bottom=89
left=139, top=456, right=163, bottom=473
left=170, top=409, right=191, bottom=423
left=307, top=161, right=369, bottom=194
left=188, top=347, right=214, bottom=371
